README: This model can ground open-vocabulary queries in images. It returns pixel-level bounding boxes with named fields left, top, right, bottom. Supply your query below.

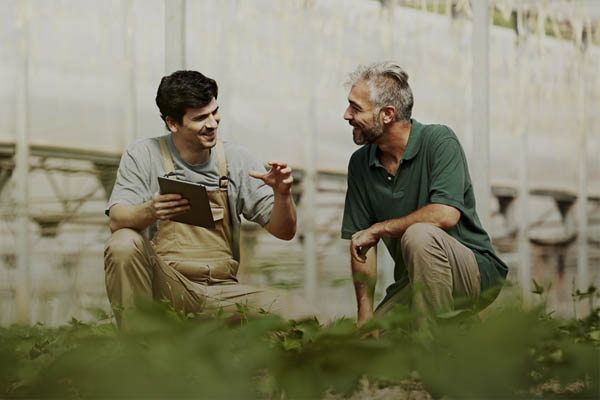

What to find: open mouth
left=203, top=130, right=216, bottom=139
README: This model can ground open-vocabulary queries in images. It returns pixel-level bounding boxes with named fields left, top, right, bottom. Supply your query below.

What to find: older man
left=341, top=62, right=507, bottom=327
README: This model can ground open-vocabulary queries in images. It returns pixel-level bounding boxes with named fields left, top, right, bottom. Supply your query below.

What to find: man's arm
left=249, top=161, right=296, bottom=240
left=350, top=203, right=459, bottom=263
left=351, top=246, right=377, bottom=328
left=263, top=191, right=296, bottom=240
left=108, top=192, right=190, bottom=233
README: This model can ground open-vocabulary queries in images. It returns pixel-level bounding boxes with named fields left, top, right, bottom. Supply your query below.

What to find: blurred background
left=0, top=0, right=598, bottom=326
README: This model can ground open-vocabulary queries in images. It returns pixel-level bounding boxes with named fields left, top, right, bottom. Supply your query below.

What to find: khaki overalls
left=104, top=138, right=318, bottom=328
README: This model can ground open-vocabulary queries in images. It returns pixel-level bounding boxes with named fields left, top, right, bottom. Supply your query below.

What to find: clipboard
left=157, top=176, right=215, bottom=228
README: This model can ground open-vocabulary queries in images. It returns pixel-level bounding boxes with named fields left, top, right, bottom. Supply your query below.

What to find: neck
left=376, top=120, right=412, bottom=163
left=171, top=134, right=211, bottom=165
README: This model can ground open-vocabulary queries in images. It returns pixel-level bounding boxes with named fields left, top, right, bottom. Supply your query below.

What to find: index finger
left=155, top=192, right=183, bottom=201
left=350, top=241, right=365, bottom=264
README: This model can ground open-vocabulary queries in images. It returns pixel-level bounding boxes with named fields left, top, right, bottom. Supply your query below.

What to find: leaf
left=548, top=349, right=564, bottom=363
left=282, top=336, right=302, bottom=351
left=436, top=309, right=472, bottom=319
left=587, top=330, right=600, bottom=341
left=532, top=279, right=545, bottom=295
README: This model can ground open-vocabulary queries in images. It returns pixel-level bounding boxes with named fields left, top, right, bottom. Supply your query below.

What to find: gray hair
left=346, top=61, right=414, bottom=122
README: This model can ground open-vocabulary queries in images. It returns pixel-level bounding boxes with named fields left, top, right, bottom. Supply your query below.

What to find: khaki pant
left=104, top=228, right=320, bottom=327
left=375, top=223, right=481, bottom=320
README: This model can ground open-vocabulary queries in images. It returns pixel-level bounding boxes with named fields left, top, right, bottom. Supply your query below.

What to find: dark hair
left=155, top=70, right=218, bottom=127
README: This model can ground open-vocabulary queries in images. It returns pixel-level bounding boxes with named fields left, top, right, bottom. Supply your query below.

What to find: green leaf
left=282, top=336, right=302, bottom=351
left=587, top=330, right=600, bottom=341
left=548, top=349, right=564, bottom=363
left=531, top=279, right=544, bottom=295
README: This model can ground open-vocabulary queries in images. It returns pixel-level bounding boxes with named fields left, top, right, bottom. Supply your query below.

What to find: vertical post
left=123, top=0, right=137, bottom=145
left=576, top=51, right=588, bottom=291
left=303, top=114, right=317, bottom=303
left=302, top=6, right=317, bottom=303
left=515, top=9, right=531, bottom=306
left=165, top=0, right=186, bottom=74
left=471, top=0, right=491, bottom=229
left=15, top=0, right=31, bottom=325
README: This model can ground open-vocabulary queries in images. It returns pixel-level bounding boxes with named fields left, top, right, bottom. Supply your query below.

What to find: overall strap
left=215, top=140, right=229, bottom=189
left=158, top=136, right=176, bottom=176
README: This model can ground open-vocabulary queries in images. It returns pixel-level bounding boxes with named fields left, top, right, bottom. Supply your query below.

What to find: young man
left=341, top=62, right=508, bottom=327
left=104, top=70, right=316, bottom=328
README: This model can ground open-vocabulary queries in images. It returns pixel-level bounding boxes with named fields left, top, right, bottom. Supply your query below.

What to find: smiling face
left=167, top=97, right=220, bottom=150
left=343, top=80, right=384, bottom=146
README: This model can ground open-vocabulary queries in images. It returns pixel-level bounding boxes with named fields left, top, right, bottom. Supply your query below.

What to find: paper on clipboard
left=157, top=176, right=215, bottom=228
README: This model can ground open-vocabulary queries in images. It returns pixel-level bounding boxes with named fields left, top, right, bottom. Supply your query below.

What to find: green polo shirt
left=341, top=119, right=508, bottom=298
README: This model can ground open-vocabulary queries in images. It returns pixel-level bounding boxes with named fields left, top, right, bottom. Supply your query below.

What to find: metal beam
left=515, top=8, right=531, bottom=307
left=123, top=0, right=137, bottom=146
left=472, top=0, right=491, bottom=230
left=165, top=0, right=186, bottom=74
left=302, top=5, right=317, bottom=303
left=15, top=0, right=31, bottom=325
left=577, top=50, right=588, bottom=291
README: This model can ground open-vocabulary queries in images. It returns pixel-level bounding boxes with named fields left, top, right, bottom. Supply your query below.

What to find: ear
left=165, top=116, right=178, bottom=133
left=380, top=106, right=396, bottom=124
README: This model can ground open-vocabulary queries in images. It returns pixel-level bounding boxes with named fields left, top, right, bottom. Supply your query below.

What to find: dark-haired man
left=341, top=62, right=508, bottom=328
left=104, top=70, right=317, bottom=328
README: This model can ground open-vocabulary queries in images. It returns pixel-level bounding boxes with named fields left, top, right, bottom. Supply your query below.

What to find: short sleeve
left=428, top=137, right=467, bottom=213
left=105, top=146, right=152, bottom=215
left=341, top=159, right=374, bottom=239
left=236, top=148, right=274, bottom=226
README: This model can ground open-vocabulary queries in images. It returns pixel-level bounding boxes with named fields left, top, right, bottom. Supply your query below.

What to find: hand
left=150, top=191, right=190, bottom=221
left=249, top=161, right=293, bottom=195
left=350, top=225, right=382, bottom=263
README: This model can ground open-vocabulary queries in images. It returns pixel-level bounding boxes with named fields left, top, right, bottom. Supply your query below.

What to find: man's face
left=343, top=80, right=384, bottom=146
left=171, top=97, right=220, bottom=150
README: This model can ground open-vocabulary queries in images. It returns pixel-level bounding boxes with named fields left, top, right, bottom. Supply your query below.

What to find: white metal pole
left=515, top=9, right=531, bottom=307
left=303, top=119, right=317, bottom=303
left=15, top=0, right=31, bottom=325
left=577, top=50, right=588, bottom=291
left=165, top=0, right=186, bottom=74
left=472, top=0, right=491, bottom=230
left=303, top=6, right=317, bottom=303
left=123, top=0, right=137, bottom=145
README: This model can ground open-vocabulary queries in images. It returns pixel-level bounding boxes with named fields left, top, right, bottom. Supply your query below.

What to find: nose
left=343, top=106, right=352, bottom=121
left=207, top=113, right=219, bottom=128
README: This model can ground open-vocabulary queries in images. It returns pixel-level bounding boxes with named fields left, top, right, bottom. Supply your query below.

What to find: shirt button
left=387, top=176, right=392, bottom=181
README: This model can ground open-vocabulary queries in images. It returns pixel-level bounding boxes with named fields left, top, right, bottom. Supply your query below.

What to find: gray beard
left=353, top=122, right=383, bottom=146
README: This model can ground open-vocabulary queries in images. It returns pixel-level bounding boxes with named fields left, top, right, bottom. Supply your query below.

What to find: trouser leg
left=104, top=228, right=206, bottom=327
left=402, top=223, right=480, bottom=319
left=377, top=223, right=480, bottom=321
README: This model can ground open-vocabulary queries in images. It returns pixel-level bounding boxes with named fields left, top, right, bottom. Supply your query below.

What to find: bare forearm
left=351, top=246, right=377, bottom=324
left=108, top=202, right=155, bottom=233
left=264, top=192, right=297, bottom=240
left=371, top=203, right=459, bottom=239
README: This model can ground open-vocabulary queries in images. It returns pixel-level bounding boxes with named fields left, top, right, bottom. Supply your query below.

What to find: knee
left=401, top=223, right=442, bottom=255
left=104, top=228, right=146, bottom=265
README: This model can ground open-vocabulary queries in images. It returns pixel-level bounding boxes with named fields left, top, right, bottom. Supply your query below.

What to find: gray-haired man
left=341, top=62, right=507, bottom=327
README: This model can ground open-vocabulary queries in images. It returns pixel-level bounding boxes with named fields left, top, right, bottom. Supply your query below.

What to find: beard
left=352, top=115, right=384, bottom=145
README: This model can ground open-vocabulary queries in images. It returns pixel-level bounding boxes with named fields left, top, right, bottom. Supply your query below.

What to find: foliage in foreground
left=0, top=298, right=598, bottom=399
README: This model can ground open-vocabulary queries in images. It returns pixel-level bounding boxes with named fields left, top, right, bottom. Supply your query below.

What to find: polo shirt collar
left=368, top=118, right=423, bottom=167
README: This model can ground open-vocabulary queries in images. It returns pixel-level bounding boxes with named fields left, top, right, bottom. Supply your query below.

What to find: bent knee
left=401, top=223, right=442, bottom=252
left=104, top=228, right=146, bottom=260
